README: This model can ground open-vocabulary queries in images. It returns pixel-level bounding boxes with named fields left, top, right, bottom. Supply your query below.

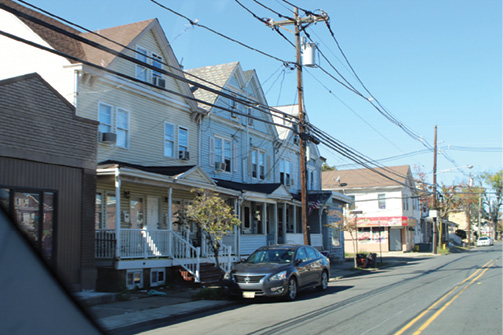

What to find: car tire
left=317, top=270, right=328, bottom=291
left=285, top=277, right=297, bottom=301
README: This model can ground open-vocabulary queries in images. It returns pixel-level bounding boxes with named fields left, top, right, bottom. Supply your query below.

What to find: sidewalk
left=76, top=251, right=437, bottom=333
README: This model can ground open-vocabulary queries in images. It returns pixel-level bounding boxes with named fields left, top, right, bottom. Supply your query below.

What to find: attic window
left=135, top=46, right=148, bottom=81
left=152, top=53, right=163, bottom=82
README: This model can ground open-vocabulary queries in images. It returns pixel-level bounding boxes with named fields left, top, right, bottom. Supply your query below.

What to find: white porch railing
left=95, top=229, right=239, bottom=281
left=202, top=238, right=233, bottom=274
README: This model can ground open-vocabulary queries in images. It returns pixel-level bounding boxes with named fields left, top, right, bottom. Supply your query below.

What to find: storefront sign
left=356, top=216, right=417, bottom=227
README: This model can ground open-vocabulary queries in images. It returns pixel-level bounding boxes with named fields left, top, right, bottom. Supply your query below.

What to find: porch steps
left=178, top=263, right=224, bottom=285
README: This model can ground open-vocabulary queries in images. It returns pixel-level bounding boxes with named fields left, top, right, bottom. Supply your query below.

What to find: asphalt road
left=134, top=245, right=502, bottom=335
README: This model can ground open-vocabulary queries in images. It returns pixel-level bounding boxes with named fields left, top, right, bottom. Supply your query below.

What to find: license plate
left=242, top=291, right=255, bottom=299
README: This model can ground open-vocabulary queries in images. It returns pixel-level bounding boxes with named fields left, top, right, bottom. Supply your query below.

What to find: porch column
left=273, top=203, right=278, bottom=244
left=234, top=198, right=239, bottom=257
left=262, top=202, right=267, bottom=237
left=114, top=168, right=121, bottom=259
left=282, top=203, right=287, bottom=244
left=167, top=187, right=173, bottom=258
left=293, top=204, right=297, bottom=233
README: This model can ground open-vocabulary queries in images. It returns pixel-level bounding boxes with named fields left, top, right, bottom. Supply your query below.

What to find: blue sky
left=25, top=0, right=502, bottom=185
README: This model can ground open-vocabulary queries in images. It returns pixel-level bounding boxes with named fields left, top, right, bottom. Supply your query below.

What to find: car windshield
left=479, top=237, right=488, bottom=240
left=246, top=249, right=295, bottom=264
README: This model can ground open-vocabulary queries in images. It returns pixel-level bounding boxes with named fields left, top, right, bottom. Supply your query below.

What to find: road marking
left=394, top=259, right=495, bottom=335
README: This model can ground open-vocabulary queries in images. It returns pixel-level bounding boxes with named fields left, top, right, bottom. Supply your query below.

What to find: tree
left=185, top=189, right=241, bottom=273
left=322, top=163, right=336, bottom=171
left=326, top=209, right=360, bottom=268
left=480, top=170, right=503, bottom=240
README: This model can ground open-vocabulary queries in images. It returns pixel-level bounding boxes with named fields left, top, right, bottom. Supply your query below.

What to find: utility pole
left=268, top=8, right=326, bottom=245
left=432, top=125, right=438, bottom=254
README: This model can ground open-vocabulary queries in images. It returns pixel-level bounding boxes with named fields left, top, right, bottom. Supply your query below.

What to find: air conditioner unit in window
left=215, top=162, right=226, bottom=171
left=99, top=132, right=117, bottom=144
left=153, top=76, right=166, bottom=88
left=178, top=150, right=190, bottom=160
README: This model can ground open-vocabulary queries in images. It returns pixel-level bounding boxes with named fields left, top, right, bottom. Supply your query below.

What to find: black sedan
left=223, top=244, right=330, bottom=301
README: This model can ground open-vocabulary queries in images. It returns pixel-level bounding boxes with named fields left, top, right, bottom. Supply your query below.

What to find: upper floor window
left=308, top=169, right=315, bottom=190
left=215, top=137, right=232, bottom=172
left=136, top=46, right=148, bottom=82
left=116, top=108, right=129, bottom=148
left=98, top=103, right=112, bottom=133
left=251, top=149, right=265, bottom=180
left=178, top=127, right=188, bottom=153
left=152, top=53, right=163, bottom=81
left=378, top=194, right=386, bottom=210
left=164, top=122, right=175, bottom=158
left=280, top=159, right=291, bottom=186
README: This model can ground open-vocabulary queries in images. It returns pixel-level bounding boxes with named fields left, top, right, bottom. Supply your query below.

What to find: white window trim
left=150, top=268, right=166, bottom=287
left=178, top=126, right=189, bottom=154
left=164, top=121, right=175, bottom=158
left=135, top=46, right=148, bottom=82
left=151, top=52, right=163, bottom=82
left=214, top=136, right=232, bottom=172
left=126, top=269, right=143, bottom=289
left=98, top=102, right=113, bottom=133
left=116, top=108, right=130, bottom=149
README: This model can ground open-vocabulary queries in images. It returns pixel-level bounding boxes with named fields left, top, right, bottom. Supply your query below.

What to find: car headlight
left=269, top=270, right=287, bottom=281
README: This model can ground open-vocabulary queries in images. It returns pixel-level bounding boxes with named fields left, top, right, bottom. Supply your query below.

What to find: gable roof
left=81, top=19, right=155, bottom=67
left=0, top=0, right=85, bottom=63
left=322, top=165, right=412, bottom=190
left=184, top=61, right=240, bottom=110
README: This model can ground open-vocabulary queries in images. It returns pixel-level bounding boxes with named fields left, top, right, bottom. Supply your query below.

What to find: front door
left=146, top=196, right=159, bottom=230
left=389, top=228, right=402, bottom=251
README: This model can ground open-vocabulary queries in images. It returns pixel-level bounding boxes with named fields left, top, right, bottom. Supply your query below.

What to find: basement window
left=151, top=268, right=166, bottom=287
left=126, top=270, right=143, bottom=289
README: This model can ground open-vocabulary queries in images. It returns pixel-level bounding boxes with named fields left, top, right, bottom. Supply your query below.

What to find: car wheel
left=286, top=277, right=297, bottom=301
left=317, top=271, right=328, bottom=291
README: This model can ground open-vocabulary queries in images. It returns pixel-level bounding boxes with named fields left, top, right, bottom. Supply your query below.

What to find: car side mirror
left=295, top=258, right=302, bottom=265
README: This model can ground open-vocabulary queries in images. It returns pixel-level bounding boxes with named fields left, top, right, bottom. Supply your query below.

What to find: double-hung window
left=136, top=46, right=148, bottom=82
left=215, top=137, right=232, bottom=172
left=280, top=159, right=291, bottom=185
left=98, top=103, right=112, bottom=133
left=116, top=108, right=129, bottom=148
left=178, top=127, right=188, bottom=153
left=378, top=194, right=386, bottom=210
left=152, top=53, right=163, bottom=83
left=251, top=150, right=265, bottom=179
left=164, top=122, right=175, bottom=158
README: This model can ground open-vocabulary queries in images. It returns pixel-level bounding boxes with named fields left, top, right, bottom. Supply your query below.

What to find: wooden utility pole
left=268, top=8, right=326, bottom=245
left=432, top=125, right=438, bottom=254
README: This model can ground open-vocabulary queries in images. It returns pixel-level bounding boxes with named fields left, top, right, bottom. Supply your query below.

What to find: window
left=151, top=268, right=165, bottom=287
left=251, top=150, right=264, bottom=179
left=178, top=127, right=188, bottom=153
left=2, top=188, right=56, bottom=264
left=280, top=159, right=291, bottom=185
left=130, top=197, right=144, bottom=229
left=348, top=195, right=356, bottom=210
left=98, top=103, right=112, bottom=133
left=378, top=194, right=386, bottom=210
left=151, top=53, right=163, bottom=82
left=215, top=137, right=231, bottom=172
left=127, top=270, right=143, bottom=289
left=136, top=46, right=148, bottom=81
left=116, top=108, right=129, bottom=148
left=96, top=193, right=117, bottom=229
left=308, top=169, right=314, bottom=190
left=164, top=122, right=175, bottom=158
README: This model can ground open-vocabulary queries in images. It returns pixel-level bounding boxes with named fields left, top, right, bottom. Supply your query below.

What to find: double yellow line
left=395, top=259, right=497, bottom=335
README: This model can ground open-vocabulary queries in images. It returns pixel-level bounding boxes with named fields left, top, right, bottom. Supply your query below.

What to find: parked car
left=223, top=244, right=330, bottom=301
left=477, top=236, right=493, bottom=246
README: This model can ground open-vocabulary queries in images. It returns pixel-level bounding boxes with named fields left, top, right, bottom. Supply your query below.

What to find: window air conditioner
left=215, top=162, right=226, bottom=171
left=178, top=150, right=190, bottom=160
left=99, top=132, right=117, bottom=144
left=153, top=76, right=166, bottom=88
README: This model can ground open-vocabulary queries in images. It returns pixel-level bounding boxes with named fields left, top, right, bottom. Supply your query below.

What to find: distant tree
left=480, top=170, right=503, bottom=240
left=326, top=209, right=360, bottom=268
left=413, top=164, right=434, bottom=210
left=322, top=163, right=336, bottom=171
left=185, top=190, right=241, bottom=272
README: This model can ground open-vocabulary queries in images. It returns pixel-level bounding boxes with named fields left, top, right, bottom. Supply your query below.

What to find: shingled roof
left=1, top=0, right=155, bottom=67
left=184, top=62, right=240, bottom=111
left=322, top=165, right=412, bottom=190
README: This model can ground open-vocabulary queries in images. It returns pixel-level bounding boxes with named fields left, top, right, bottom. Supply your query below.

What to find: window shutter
left=248, top=151, right=252, bottom=176
left=209, top=137, right=214, bottom=166
left=233, top=144, right=238, bottom=172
